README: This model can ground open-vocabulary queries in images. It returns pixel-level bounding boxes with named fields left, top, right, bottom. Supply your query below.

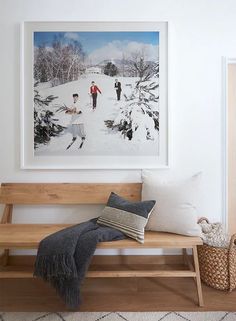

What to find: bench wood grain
left=0, top=224, right=203, bottom=249
left=0, top=183, right=141, bottom=204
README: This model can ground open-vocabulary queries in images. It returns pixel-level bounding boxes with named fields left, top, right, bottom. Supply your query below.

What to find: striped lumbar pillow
left=97, top=192, right=156, bottom=243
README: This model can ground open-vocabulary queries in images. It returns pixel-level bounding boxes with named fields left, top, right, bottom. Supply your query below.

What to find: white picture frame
left=21, top=21, right=168, bottom=169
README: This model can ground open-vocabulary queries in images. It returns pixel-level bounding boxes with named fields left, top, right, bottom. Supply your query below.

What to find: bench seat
left=0, top=224, right=203, bottom=249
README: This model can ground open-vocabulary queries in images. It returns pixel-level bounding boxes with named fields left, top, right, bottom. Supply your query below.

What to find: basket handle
left=229, top=233, right=236, bottom=251
left=197, top=217, right=210, bottom=224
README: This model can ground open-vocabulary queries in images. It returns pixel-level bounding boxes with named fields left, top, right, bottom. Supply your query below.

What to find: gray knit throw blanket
left=34, top=218, right=126, bottom=308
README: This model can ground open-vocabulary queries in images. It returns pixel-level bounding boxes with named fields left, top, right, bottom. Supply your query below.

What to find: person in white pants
left=66, top=93, right=86, bottom=149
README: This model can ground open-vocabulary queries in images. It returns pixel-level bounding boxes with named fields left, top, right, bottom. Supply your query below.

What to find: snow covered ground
left=35, top=73, right=159, bottom=156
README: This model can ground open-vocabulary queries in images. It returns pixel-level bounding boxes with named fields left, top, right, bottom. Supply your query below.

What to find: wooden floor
left=1, top=277, right=236, bottom=312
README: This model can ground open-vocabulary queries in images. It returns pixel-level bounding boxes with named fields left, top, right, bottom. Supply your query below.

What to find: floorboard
left=1, top=277, right=236, bottom=312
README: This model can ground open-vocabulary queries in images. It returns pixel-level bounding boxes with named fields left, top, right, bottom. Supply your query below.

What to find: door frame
left=222, top=57, right=236, bottom=232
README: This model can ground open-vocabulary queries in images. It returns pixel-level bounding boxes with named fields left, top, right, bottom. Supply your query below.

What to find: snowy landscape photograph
left=21, top=22, right=168, bottom=168
left=33, top=29, right=160, bottom=157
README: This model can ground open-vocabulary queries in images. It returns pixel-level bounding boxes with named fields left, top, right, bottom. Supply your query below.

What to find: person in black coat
left=114, top=79, right=122, bottom=101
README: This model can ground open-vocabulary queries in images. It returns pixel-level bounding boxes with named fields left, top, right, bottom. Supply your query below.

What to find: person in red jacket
left=90, top=81, right=102, bottom=109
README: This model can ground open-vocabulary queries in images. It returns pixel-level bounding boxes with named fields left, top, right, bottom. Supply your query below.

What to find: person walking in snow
left=65, top=93, right=86, bottom=150
left=90, top=81, right=102, bottom=109
left=114, top=79, right=122, bottom=101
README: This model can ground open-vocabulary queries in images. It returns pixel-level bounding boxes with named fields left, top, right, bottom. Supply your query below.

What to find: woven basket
left=197, top=217, right=236, bottom=291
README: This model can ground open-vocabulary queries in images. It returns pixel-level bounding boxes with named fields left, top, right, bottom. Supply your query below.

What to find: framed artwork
left=21, top=21, right=168, bottom=169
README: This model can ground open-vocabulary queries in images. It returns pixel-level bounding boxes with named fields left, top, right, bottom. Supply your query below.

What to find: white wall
left=1, top=0, right=235, bottom=253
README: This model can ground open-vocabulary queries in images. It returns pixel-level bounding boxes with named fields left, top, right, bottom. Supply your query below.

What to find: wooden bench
left=0, top=183, right=204, bottom=307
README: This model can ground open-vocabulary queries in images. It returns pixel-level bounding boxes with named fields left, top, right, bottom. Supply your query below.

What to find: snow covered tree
left=34, top=45, right=50, bottom=83
left=50, top=38, right=85, bottom=84
left=34, top=36, right=86, bottom=86
left=123, top=45, right=158, bottom=78
left=104, top=62, right=118, bottom=76
left=133, top=57, right=150, bottom=79
left=34, top=88, right=65, bottom=148
left=151, top=61, right=159, bottom=78
left=104, top=66, right=159, bottom=141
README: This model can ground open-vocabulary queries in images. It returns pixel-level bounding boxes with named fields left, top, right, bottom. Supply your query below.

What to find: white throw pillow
left=142, top=170, right=202, bottom=236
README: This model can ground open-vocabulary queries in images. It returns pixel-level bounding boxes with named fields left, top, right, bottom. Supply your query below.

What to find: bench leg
left=182, top=248, right=187, bottom=265
left=0, top=204, right=13, bottom=267
left=193, top=245, right=204, bottom=307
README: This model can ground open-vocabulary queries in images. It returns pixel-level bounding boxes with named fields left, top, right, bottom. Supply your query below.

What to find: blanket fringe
left=34, top=254, right=78, bottom=280
left=51, top=277, right=81, bottom=308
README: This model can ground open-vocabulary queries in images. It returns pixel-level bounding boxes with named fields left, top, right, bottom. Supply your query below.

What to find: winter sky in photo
left=34, top=31, right=159, bottom=64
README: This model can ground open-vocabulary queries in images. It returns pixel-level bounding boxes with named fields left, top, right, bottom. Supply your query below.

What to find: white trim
left=222, top=57, right=236, bottom=231
left=222, top=57, right=228, bottom=230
